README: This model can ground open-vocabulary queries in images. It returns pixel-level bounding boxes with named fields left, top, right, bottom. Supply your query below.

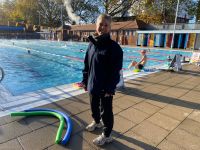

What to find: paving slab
left=188, top=110, right=200, bottom=123
left=0, top=117, right=7, bottom=126
left=23, top=115, right=58, bottom=131
left=118, top=107, right=149, bottom=124
left=0, top=139, right=23, bottom=150
left=166, top=128, right=200, bottom=150
left=178, top=118, right=200, bottom=137
left=124, top=79, right=153, bottom=89
left=0, top=120, right=32, bottom=144
left=179, top=95, right=200, bottom=106
left=147, top=112, right=180, bottom=131
left=113, top=115, right=136, bottom=134
left=70, top=116, right=85, bottom=135
left=142, top=85, right=166, bottom=95
left=18, top=124, right=58, bottom=150
left=79, top=130, right=104, bottom=150
left=131, top=120, right=169, bottom=146
left=67, top=100, right=90, bottom=113
left=113, top=91, right=127, bottom=99
left=0, top=115, right=25, bottom=125
left=194, top=85, right=200, bottom=91
left=113, top=96, right=138, bottom=109
left=171, top=98, right=197, bottom=110
left=47, top=134, right=93, bottom=150
left=75, top=110, right=93, bottom=127
left=113, top=105, right=123, bottom=115
left=159, top=110, right=190, bottom=123
left=146, top=95, right=174, bottom=108
left=111, top=130, right=158, bottom=150
left=133, top=102, right=161, bottom=115
left=183, top=91, right=200, bottom=101
left=157, top=139, right=187, bottom=150
left=175, top=82, right=198, bottom=90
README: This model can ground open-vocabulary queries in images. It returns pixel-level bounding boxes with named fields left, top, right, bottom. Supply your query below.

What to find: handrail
left=0, top=67, right=4, bottom=82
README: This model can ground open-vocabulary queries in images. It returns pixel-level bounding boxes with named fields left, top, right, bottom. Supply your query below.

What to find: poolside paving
left=0, top=64, right=200, bottom=150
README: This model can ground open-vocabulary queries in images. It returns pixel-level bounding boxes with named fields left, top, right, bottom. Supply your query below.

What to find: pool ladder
left=0, top=67, right=4, bottom=82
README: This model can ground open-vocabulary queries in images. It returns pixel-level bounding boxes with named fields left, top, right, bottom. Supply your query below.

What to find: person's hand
left=82, top=84, right=87, bottom=91
left=77, top=82, right=87, bottom=91
left=136, top=63, right=140, bottom=66
left=105, top=93, right=113, bottom=97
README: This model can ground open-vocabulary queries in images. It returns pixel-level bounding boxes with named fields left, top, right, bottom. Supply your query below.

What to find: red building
left=57, top=20, right=150, bottom=46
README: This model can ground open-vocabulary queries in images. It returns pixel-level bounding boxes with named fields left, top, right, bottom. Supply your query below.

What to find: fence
left=0, top=32, right=55, bottom=40
left=151, top=23, right=200, bottom=30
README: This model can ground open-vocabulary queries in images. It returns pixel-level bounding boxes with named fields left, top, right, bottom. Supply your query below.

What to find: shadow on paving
left=117, top=86, right=199, bottom=110
left=13, top=92, right=159, bottom=150
left=100, top=130, right=159, bottom=150
left=127, top=78, right=199, bottom=93
left=173, top=70, right=200, bottom=77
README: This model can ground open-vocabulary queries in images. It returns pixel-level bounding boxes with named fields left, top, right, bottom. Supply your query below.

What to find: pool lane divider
left=11, top=109, right=72, bottom=145
left=29, top=49, right=84, bottom=62
left=2, top=43, right=84, bottom=62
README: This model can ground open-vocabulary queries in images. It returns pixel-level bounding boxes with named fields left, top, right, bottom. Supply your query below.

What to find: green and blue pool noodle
left=11, top=111, right=65, bottom=144
left=24, top=108, right=72, bottom=145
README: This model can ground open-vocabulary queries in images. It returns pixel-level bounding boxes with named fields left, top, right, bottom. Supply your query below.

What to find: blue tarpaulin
left=0, top=26, right=25, bottom=31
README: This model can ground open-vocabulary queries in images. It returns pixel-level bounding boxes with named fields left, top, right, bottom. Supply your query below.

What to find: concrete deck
left=0, top=64, right=200, bottom=150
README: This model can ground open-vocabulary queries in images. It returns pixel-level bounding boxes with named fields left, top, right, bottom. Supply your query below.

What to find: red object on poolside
left=73, top=82, right=87, bottom=91
left=76, top=82, right=84, bottom=87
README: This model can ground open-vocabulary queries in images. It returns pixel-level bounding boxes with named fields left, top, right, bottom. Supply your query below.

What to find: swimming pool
left=0, top=39, right=192, bottom=95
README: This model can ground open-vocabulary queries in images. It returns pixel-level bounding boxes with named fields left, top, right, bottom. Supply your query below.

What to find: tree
left=38, top=0, right=100, bottom=26
left=131, top=0, right=163, bottom=23
left=0, top=0, right=17, bottom=25
left=196, top=0, right=200, bottom=22
left=38, top=0, right=65, bottom=27
left=132, top=0, right=197, bottom=24
left=14, top=0, right=39, bottom=24
left=98, top=0, right=139, bottom=17
left=70, top=0, right=100, bottom=23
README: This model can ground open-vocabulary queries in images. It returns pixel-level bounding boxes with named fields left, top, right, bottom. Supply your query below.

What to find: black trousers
left=89, top=93, right=114, bottom=137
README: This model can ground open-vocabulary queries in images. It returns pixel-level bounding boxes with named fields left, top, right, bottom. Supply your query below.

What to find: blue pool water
left=0, top=39, right=192, bottom=95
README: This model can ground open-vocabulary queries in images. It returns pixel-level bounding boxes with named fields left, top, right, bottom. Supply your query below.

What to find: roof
left=57, top=25, right=71, bottom=30
left=70, top=24, right=95, bottom=31
left=70, top=20, right=148, bottom=31
left=111, top=21, right=139, bottom=30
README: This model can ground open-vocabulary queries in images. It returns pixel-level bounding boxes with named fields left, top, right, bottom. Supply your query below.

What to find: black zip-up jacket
left=82, top=34, right=123, bottom=95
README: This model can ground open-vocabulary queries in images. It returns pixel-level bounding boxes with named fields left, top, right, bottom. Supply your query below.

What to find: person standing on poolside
left=81, top=14, right=123, bottom=146
left=128, top=49, right=147, bottom=70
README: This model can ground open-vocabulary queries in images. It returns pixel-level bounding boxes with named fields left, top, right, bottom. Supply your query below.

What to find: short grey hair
left=96, top=14, right=112, bottom=24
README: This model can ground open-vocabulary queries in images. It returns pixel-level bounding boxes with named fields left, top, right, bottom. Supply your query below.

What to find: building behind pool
left=1, top=20, right=200, bottom=50
left=137, top=29, right=200, bottom=50
left=56, top=21, right=200, bottom=50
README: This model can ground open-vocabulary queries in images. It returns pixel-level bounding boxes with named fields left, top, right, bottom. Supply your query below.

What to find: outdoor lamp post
left=171, top=0, right=180, bottom=49
left=61, top=4, right=63, bottom=27
left=38, top=11, right=41, bottom=26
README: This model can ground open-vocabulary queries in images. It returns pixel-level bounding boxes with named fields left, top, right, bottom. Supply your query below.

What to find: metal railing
left=0, top=32, right=52, bottom=40
left=150, top=23, right=200, bottom=30
left=0, top=67, right=4, bottom=83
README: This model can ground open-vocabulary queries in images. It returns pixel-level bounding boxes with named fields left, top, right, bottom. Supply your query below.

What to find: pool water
left=0, top=39, right=192, bottom=95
